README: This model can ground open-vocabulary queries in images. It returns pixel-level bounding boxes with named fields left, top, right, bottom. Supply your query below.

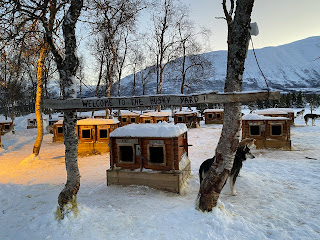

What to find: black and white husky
left=304, top=113, right=320, bottom=126
left=198, top=139, right=255, bottom=196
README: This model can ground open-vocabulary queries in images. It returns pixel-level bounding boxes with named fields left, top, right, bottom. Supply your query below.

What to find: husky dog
left=304, top=114, right=320, bottom=126
left=199, top=139, right=255, bottom=196
left=296, top=109, right=305, bottom=118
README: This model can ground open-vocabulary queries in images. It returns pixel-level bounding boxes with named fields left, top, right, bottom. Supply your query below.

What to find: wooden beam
left=206, top=91, right=280, bottom=103
left=43, top=91, right=280, bottom=110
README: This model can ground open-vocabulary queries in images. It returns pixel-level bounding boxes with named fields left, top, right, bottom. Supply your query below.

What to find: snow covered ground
left=0, top=109, right=319, bottom=240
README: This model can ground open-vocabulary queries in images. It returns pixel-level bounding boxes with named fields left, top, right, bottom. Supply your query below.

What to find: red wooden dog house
left=139, top=112, right=170, bottom=123
left=173, top=110, right=201, bottom=128
left=242, top=114, right=291, bottom=149
left=107, top=122, right=190, bottom=193
left=255, top=108, right=295, bottom=124
left=204, top=109, right=224, bottom=124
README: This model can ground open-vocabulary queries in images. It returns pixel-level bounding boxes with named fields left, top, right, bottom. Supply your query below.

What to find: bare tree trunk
left=199, top=0, right=254, bottom=212
left=132, top=66, right=136, bottom=96
left=95, top=55, right=104, bottom=97
left=33, top=43, right=48, bottom=156
left=58, top=109, right=80, bottom=211
left=45, top=0, right=83, bottom=217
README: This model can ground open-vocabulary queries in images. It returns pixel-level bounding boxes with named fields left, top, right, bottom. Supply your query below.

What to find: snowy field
left=0, top=109, right=320, bottom=240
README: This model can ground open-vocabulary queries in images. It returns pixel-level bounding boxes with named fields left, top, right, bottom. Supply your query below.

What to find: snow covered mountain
left=119, top=36, right=320, bottom=96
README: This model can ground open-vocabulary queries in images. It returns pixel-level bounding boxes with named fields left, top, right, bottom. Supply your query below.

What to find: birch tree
left=198, top=0, right=255, bottom=212
left=174, top=7, right=212, bottom=107
left=44, top=0, right=84, bottom=217
left=150, top=0, right=179, bottom=96
left=33, top=1, right=57, bottom=157
left=1, top=1, right=83, bottom=217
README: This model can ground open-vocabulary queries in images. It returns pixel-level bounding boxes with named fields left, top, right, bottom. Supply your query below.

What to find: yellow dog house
left=53, top=118, right=120, bottom=155
left=119, top=111, right=140, bottom=126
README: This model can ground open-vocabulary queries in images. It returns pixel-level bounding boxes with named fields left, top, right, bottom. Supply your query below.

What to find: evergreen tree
left=279, top=94, right=286, bottom=108
left=285, top=93, right=292, bottom=108
left=291, top=91, right=296, bottom=107
left=257, top=100, right=264, bottom=109
left=296, top=91, right=304, bottom=108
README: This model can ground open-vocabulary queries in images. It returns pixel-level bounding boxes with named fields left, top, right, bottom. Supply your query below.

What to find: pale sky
left=186, top=0, right=320, bottom=51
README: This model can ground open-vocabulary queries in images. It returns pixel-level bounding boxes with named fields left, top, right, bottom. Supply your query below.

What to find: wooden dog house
left=140, top=112, right=170, bottom=124
left=173, top=110, right=201, bottom=128
left=77, top=118, right=119, bottom=155
left=107, top=122, right=191, bottom=193
left=242, top=114, right=291, bottom=149
left=119, top=111, right=140, bottom=126
left=93, top=111, right=107, bottom=119
left=77, top=111, right=92, bottom=120
left=204, top=109, right=224, bottom=124
left=52, top=120, right=64, bottom=142
left=0, top=119, right=13, bottom=135
left=53, top=118, right=120, bottom=155
left=255, top=108, right=295, bottom=124
left=27, top=114, right=47, bottom=129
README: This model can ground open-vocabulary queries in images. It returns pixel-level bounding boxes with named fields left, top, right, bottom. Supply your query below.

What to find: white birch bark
left=198, top=0, right=255, bottom=212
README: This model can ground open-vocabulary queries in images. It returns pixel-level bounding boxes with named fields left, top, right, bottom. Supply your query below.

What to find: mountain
left=118, top=36, right=320, bottom=96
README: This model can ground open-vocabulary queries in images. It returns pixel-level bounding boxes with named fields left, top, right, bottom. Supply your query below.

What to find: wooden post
left=171, top=138, right=175, bottom=173
left=109, top=138, right=114, bottom=170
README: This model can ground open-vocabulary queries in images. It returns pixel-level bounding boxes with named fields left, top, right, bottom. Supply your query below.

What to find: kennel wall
left=242, top=114, right=291, bottom=149
left=107, top=122, right=191, bottom=193
left=204, top=109, right=224, bottom=124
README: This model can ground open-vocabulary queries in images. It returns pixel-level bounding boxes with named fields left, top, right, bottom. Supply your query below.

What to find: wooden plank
left=43, top=91, right=280, bottom=110
left=206, top=91, right=280, bottom=103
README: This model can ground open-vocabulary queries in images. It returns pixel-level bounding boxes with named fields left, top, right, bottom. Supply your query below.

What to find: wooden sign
left=43, top=91, right=280, bottom=110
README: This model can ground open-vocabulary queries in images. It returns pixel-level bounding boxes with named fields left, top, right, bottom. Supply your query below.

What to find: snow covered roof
left=174, top=110, right=197, bottom=115
left=77, top=112, right=92, bottom=118
left=141, top=112, right=170, bottom=117
left=53, top=120, right=63, bottom=125
left=204, top=109, right=224, bottom=113
left=54, top=118, right=120, bottom=126
left=27, top=113, right=48, bottom=120
left=119, top=111, right=139, bottom=116
left=242, top=114, right=290, bottom=121
left=0, top=116, right=12, bottom=122
left=255, top=110, right=288, bottom=115
left=256, top=108, right=295, bottom=114
left=110, top=122, right=187, bottom=138
left=77, top=118, right=119, bottom=125
left=0, top=119, right=12, bottom=123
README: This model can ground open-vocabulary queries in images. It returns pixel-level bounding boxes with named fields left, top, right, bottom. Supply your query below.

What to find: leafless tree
left=115, top=30, right=129, bottom=97
left=198, top=0, right=255, bottom=212
left=149, top=0, right=180, bottom=96
left=89, top=0, right=145, bottom=96
left=173, top=6, right=212, bottom=105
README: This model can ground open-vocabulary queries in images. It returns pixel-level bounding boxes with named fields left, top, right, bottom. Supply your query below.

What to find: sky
left=185, top=0, right=320, bottom=51
left=80, top=0, right=320, bottom=84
